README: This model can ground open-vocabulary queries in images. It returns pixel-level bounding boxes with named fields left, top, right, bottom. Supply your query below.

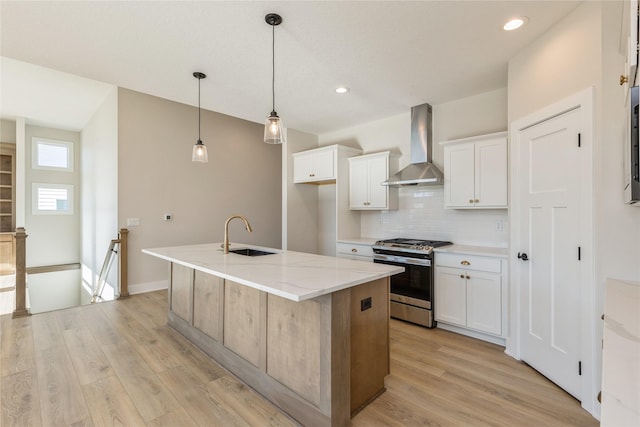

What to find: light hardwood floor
left=0, top=290, right=598, bottom=426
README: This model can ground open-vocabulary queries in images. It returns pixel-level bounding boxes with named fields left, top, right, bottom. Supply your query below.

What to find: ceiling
left=1, top=1, right=581, bottom=135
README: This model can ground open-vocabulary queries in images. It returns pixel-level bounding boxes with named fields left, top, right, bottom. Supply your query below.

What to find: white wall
left=118, top=88, right=282, bottom=289
left=24, top=125, right=81, bottom=266
left=285, top=129, right=319, bottom=253
left=81, top=87, right=118, bottom=297
left=318, top=89, right=509, bottom=246
left=507, top=1, right=640, bottom=417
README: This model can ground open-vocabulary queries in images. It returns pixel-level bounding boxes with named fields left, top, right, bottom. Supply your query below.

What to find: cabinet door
left=367, top=155, right=389, bottom=208
left=349, top=157, right=369, bottom=209
left=293, top=152, right=314, bottom=183
left=475, top=139, right=507, bottom=208
left=434, top=267, right=466, bottom=327
left=171, top=263, right=193, bottom=323
left=312, top=149, right=335, bottom=181
left=193, top=271, right=223, bottom=340
left=444, top=144, right=475, bottom=208
left=466, top=271, right=501, bottom=335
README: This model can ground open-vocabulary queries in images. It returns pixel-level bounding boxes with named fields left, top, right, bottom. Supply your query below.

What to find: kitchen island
left=142, top=243, right=403, bottom=427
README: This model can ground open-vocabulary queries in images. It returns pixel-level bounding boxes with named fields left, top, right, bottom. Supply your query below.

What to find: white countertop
left=142, top=243, right=403, bottom=302
left=601, top=278, right=640, bottom=427
left=434, top=244, right=508, bottom=258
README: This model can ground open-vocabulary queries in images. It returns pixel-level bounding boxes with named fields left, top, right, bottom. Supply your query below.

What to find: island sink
left=228, top=248, right=275, bottom=256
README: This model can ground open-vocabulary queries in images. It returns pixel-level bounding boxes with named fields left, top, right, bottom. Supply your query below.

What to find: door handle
left=517, top=252, right=529, bottom=261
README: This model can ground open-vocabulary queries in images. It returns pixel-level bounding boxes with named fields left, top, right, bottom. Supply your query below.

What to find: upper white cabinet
left=293, top=145, right=362, bottom=184
left=348, top=151, right=398, bottom=210
left=440, top=131, right=508, bottom=209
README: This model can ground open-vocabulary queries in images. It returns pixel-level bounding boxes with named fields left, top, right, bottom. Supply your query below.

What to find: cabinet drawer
left=336, top=242, right=373, bottom=258
left=435, top=252, right=501, bottom=273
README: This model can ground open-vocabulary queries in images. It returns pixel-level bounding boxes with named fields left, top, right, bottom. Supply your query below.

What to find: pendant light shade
left=192, top=72, right=209, bottom=163
left=192, top=139, right=208, bottom=162
left=264, top=13, right=285, bottom=144
left=264, top=111, right=284, bottom=144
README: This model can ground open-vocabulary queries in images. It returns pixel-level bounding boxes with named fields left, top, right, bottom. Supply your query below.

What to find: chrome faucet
left=223, top=215, right=253, bottom=254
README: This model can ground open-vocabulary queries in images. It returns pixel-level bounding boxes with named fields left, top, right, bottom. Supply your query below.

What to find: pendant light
left=264, top=13, right=285, bottom=144
left=192, top=72, right=208, bottom=162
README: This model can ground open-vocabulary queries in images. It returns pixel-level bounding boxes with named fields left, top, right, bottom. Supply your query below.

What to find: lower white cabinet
left=336, top=241, right=373, bottom=262
left=435, top=252, right=503, bottom=337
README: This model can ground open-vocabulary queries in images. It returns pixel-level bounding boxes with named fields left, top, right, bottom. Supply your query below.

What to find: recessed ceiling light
left=335, top=86, right=350, bottom=94
left=503, top=17, right=528, bottom=31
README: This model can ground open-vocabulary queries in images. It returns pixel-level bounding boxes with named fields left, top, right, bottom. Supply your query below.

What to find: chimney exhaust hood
left=382, top=103, right=444, bottom=186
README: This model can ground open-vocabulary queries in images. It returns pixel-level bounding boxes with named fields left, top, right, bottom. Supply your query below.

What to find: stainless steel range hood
left=382, top=103, right=444, bottom=186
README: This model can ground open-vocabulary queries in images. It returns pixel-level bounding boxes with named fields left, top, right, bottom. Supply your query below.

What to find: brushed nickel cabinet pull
left=351, top=248, right=358, bottom=253
left=474, top=199, right=479, bottom=203
left=461, top=260, right=471, bottom=266
left=460, top=274, right=465, bottom=278
left=469, top=199, right=474, bottom=204
left=466, top=275, right=471, bottom=280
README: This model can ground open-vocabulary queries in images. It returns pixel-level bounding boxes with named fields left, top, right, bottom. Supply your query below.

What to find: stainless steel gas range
left=372, top=238, right=452, bottom=328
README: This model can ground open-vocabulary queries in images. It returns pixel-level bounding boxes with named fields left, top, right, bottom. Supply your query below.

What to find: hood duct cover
left=382, top=103, right=444, bottom=186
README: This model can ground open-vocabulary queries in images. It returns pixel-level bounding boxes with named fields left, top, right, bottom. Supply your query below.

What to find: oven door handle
left=373, top=254, right=432, bottom=267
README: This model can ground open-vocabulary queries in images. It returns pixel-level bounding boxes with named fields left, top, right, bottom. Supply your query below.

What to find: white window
left=32, top=137, right=74, bottom=171
left=32, top=183, right=74, bottom=215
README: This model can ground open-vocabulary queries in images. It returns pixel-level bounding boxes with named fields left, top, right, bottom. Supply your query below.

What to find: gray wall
left=1, top=120, right=17, bottom=143
left=118, top=88, right=282, bottom=287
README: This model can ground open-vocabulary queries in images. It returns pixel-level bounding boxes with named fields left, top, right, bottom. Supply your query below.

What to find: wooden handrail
left=11, top=227, right=129, bottom=312
left=13, top=227, right=29, bottom=318
left=118, top=228, right=129, bottom=299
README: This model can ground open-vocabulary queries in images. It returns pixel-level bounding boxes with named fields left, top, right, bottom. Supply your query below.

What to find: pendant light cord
left=271, top=23, right=275, bottom=113
left=198, top=77, right=202, bottom=141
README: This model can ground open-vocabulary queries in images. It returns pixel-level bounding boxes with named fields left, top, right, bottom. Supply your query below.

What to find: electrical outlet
left=496, top=220, right=504, bottom=232
left=127, top=218, right=140, bottom=227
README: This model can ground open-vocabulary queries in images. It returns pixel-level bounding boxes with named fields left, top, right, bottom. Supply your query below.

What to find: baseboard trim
left=436, top=322, right=506, bottom=346
left=127, top=280, right=168, bottom=295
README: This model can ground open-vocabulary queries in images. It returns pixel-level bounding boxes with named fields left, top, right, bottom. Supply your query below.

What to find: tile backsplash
left=361, top=186, right=508, bottom=247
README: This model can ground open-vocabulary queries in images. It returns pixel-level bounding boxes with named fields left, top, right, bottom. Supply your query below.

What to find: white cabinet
left=293, top=146, right=337, bottom=183
left=441, top=132, right=507, bottom=209
left=335, top=242, right=373, bottom=262
left=435, top=252, right=503, bottom=337
left=348, top=151, right=398, bottom=210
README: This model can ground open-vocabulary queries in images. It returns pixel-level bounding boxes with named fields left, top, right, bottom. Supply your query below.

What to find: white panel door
left=434, top=267, right=467, bottom=327
left=466, top=271, right=502, bottom=336
left=475, top=138, right=508, bottom=207
left=367, top=155, right=388, bottom=208
left=312, top=149, right=335, bottom=181
left=349, top=157, right=369, bottom=208
left=444, top=144, right=475, bottom=207
left=293, top=152, right=314, bottom=182
left=517, top=107, right=582, bottom=399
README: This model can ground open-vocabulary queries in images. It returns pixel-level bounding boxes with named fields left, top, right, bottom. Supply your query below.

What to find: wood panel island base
left=142, top=244, right=403, bottom=427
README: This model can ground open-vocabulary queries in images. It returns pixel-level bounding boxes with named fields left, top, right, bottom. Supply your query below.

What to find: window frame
left=31, top=137, right=74, bottom=172
left=31, top=183, right=74, bottom=215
